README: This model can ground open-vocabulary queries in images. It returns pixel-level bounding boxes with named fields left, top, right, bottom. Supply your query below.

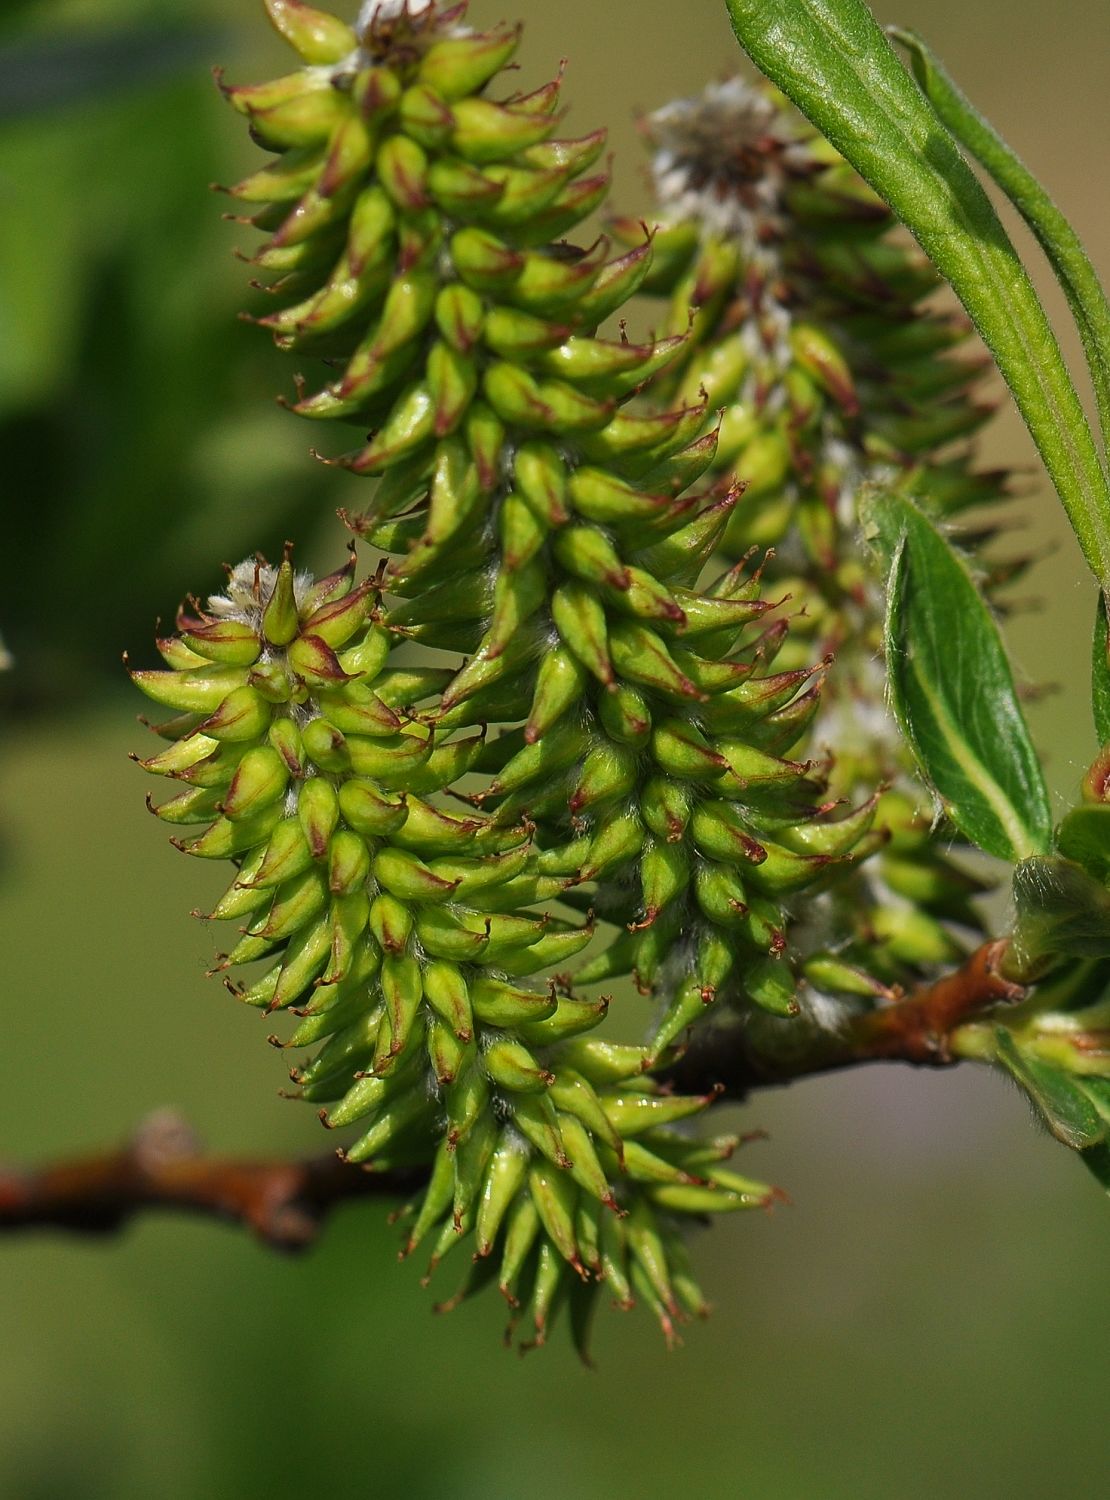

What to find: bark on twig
left=0, top=944, right=1024, bottom=1246
left=667, top=940, right=1025, bottom=1098
left=0, top=1109, right=420, bottom=1250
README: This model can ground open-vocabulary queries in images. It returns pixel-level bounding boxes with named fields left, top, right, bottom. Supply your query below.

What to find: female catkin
left=134, top=0, right=907, bottom=1348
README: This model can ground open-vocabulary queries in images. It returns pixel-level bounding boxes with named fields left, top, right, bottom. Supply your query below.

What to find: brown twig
left=668, top=939, right=1026, bottom=1098
left=0, top=944, right=1025, bottom=1246
left=0, top=1110, right=421, bottom=1250
left=848, top=939, right=1025, bottom=1062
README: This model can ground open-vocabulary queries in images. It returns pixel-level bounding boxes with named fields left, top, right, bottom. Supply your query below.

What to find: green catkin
left=130, top=0, right=982, bottom=1352
left=621, top=76, right=1012, bottom=1005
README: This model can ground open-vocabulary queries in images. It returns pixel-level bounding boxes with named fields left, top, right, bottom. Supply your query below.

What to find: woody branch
left=0, top=942, right=1022, bottom=1247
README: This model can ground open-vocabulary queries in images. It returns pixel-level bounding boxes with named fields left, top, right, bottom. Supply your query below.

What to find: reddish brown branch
left=0, top=945, right=1025, bottom=1246
left=848, top=939, right=1024, bottom=1063
left=0, top=1110, right=421, bottom=1250
left=669, top=940, right=1026, bottom=1098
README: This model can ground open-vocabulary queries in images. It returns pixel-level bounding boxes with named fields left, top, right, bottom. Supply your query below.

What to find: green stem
left=890, top=26, right=1110, bottom=470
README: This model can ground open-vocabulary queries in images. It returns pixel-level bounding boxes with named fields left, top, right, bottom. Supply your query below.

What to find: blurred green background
left=2, top=0, right=1109, bottom=1495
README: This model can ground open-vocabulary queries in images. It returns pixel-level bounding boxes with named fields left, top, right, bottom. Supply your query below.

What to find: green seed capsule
left=638, top=776, right=690, bottom=843
left=247, top=866, right=329, bottom=943
left=374, top=847, right=458, bottom=903
left=344, top=1087, right=434, bottom=1166
left=422, top=961, right=474, bottom=1042
left=296, top=776, right=339, bottom=858
left=646, top=975, right=714, bottom=1060
left=694, top=861, right=749, bottom=926
left=445, top=1059, right=491, bottom=1148
left=417, top=24, right=520, bottom=99
left=651, top=717, right=728, bottom=781
left=505, top=252, right=599, bottom=316
left=368, top=892, right=413, bottom=955
left=470, top=976, right=557, bottom=1028
left=483, top=1038, right=553, bottom=1094
left=247, top=817, right=314, bottom=889
left=745, top=956, right=799, bottom=1017
left=401, top=1136, right=456, bottom=1257
left=152, top=785, right=224, bottom=827
left=570, top=740, right=636, bottom=812
left=326, top=828, right=371, bottom=896
left=175, top=806, right=283, bottom=860
left=301, top=717, right=348, bottom=773
left=475, top=1130, right=531, bottom=1257
left=337, top=778, right=407, bottom=838
left=181, top=618, right=262, bottom=667
left=527, top=1163, right=581, bottom=1268
left=597, top=682, right=652, bottom=745
left=433, top=281, right=485, bottom=353
left=197, top=685, right=272, bottom=743
left=550, top=582, right=613, bottom=687
left=495, top=922, right=595, bottom=977
left=451, top=1110, right=501, bottom=1234
left=381, top=953, right=424, bottom=1061
left=579, top=812, right=644, bottom=881
left=262, top=0, right=355, bottom=63
left=639, top=838, right=689, bottom=917
left=449, top=96, right=554, bottom=164
left=498, top=1193, right=542, bottom=1306
left=516, top=995, right=609, bottom=1046
left=548, top=1072, right=623, bottom=1159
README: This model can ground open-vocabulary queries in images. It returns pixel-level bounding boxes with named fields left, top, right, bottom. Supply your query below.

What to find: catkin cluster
left=133, top=0, right=1003, bottom=1348
left=620, top=75, right=1014, bottom=1001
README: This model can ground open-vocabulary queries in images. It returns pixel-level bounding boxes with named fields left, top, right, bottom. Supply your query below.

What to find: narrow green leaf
left=987, top=1055, right=1110, bottom=1198
left=1080, top=1140, right=1110, bottom=1196
left=891, top=27, right=1110, bottom=466
left=1011, top=857, right=1110, bottom=969
left=1094, top=594, right=1110, bottom=744
left=993, top=1028, right=1105, bottom=1150
left=1056, top=806, right=1110, bottom=885
left=861, top=490, right=1051, bottom=862
left=724, top=0, right=1110, bottom=590
left=1079, top=1077, right=1110, bottom=1128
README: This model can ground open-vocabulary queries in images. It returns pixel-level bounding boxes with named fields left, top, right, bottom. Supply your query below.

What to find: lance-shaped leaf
left=724, top=0, right=1110, bottom=591
left=861, top=490, right=1051, bottom=862
left=1077, top=1080, right=1110, bottom=1198
left=890, top=27, right=1110, bottom=464
left=1094, top=594, right=1110, bottom=744
left=993, top=1028, right=1105, bottom=1151
left=991, top=1046, right=1110, bottom=1196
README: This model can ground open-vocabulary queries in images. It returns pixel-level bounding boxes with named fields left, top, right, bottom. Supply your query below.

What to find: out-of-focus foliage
left=0, top=0, right=352, bottom=710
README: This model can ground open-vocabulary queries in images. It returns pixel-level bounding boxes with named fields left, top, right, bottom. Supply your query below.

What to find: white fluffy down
left=648, top=78, right=786, bottom=243
left=206, top=558, right=315, bottom=629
